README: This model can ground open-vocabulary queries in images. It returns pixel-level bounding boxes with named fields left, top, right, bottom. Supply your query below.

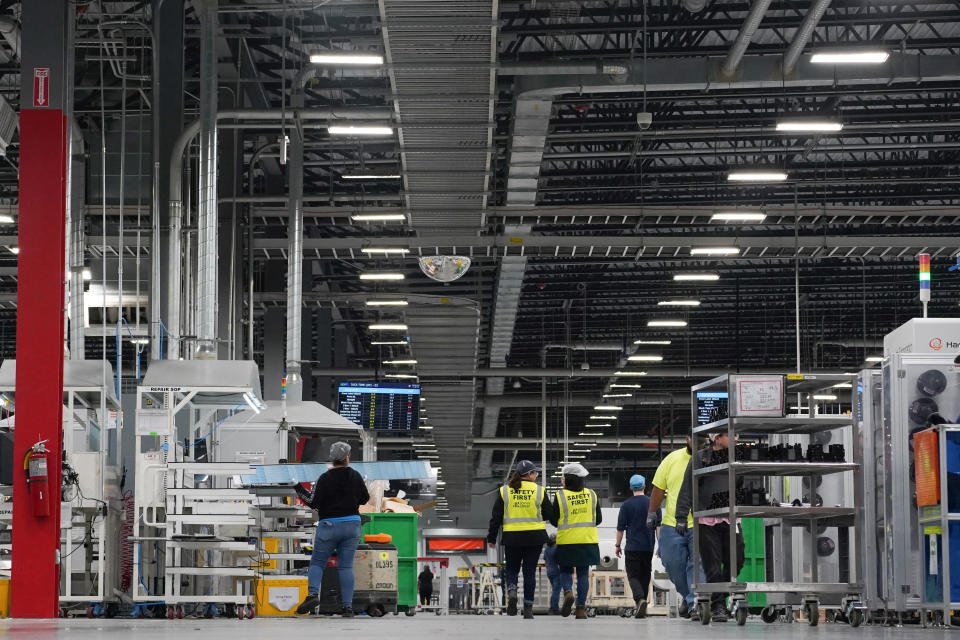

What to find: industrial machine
left=0, top=360, right=123, bottom=616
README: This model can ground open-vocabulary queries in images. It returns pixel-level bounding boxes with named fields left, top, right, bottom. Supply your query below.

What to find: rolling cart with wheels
left=690, top=373, right=865, bottom=627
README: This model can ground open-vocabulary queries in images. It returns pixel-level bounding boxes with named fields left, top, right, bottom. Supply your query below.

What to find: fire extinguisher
left=23, top=439, right=50, bottom=517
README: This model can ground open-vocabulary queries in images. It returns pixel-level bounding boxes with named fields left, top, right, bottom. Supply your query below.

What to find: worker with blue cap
left=615, top=473, right=659, bottom=618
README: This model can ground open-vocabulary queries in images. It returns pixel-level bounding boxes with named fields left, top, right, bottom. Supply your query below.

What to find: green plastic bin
left=738, top=518, right=766, bottom=607
left=397, top=557, right=418, bottom=608
left=361, top=513, right=419, bottom=557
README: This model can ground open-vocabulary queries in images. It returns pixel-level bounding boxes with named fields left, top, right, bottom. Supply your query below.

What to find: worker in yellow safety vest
left=548, top=462, right=601, bottom=620
left=488, top=459, right=555, bottom=619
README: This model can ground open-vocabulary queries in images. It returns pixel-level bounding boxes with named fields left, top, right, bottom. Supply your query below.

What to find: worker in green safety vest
left=548, top=462, right=602, bottom=620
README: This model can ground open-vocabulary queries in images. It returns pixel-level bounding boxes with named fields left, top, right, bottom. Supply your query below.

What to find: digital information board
left=337, top=382, right=421, bottom=431
left=696, top=391, right=729, bottom=425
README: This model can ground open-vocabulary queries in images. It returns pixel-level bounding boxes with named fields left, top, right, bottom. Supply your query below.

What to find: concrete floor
left=0, top=615, right=953, bottom=639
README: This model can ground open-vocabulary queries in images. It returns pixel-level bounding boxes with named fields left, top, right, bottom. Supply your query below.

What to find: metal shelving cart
left=690, top=373, right=864, bottom=627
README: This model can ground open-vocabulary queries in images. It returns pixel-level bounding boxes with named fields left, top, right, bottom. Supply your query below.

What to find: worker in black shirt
left=295, top=442, right=370, bottom=617
left=488, top=460, right=556, bottom=619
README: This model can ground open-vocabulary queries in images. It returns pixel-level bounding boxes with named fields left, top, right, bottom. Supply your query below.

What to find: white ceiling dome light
left=419, top=256, right=471, bottom=282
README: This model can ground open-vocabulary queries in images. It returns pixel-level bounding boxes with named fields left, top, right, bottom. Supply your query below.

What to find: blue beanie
left=629, top=474, right=646, bottom=490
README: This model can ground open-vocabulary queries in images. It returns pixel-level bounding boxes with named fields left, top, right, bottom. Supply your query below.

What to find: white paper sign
left=737, top=379, right=783, bottom=413
left=268, top=586, right=301, bottom=612
left=930, top=534, right=939, bottom=575
left=137, top=409, right=169, bottom=436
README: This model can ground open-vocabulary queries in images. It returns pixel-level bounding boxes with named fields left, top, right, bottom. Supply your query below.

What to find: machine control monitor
left=696, top=391, right=729, bottom=425
left=338, top=382, right=421, bottom=431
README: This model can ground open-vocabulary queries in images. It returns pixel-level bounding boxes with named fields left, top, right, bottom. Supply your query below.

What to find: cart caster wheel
left=760, top=606, right=777, bottom=623
left=405, top=609, right=416, bottom=617
left=166, top=606, right=176, bottom=620
left=849, top=609, right=863, bottom=628
left=245, top=606, right=255, bottom=619
left=176, top=605, right=184, bottom=619
left=435, top=610, right=442, bottom=616
left=86, top=606, right=95, bottom=618
left=805, top=602, right=819, bottom=626
left=699, top=603, right=711, bottom=625
left=736, top=606, right=748, bottom=626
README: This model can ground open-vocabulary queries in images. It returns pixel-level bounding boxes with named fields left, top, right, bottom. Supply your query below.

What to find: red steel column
left=11, top=0, right=70, bottom=618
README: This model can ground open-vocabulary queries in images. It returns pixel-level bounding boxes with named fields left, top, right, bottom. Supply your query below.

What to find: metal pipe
left=721, top=0, right=774, bottom=75
left=195, top=2, right=219, bottom=360
left=69, top=124, right=86, bottom=360
left=783, top=0, right=833, bottom=75
left=165, top=109, right=390, bottom=356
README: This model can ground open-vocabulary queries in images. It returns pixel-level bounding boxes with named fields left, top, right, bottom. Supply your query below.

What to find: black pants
left=624, top=550, right=653, bottom=604
left=419, top=588, right=432, bottom=606
left=503, top=544, right=543, bottom=605
left=698, top=522, right=745, bottom=609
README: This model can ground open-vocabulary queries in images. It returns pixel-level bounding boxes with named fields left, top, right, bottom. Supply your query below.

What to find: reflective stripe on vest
left=556, top=488, right=599, bottom=545
left=501, top=481, right=546, bottom=532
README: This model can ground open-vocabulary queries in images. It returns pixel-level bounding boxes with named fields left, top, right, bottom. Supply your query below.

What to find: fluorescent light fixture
left=865, top=356, right=884, bottom=363
left=352, top=213, right=407, bottom=222
left=711, top=211, right=767, bottom=222
left=593, top=406, right=624, bottom=411
left=658, top=300, right=701, bottom=307
left=789, top=406, right=810, bottom=412
left=411, top=443, right=435, bottom=448
left=585, top=423, right=611, bottom=428
left=369, top=323, right=408, bottom=331
left=634, top=340, right=671, bottom=345
left=628, top=355, right=663, bottom=362
left=775, top=120, right=844, bottom=133
left=386, top=374, right=417, bottom=379
left=578, top=432, right=604, bottom=436
left=242, top=392, right=262, bottom=415
left=0, top=215, right=13, bottom=224
left=614, top=370, right=648, bottom=377
left=610, top=384, right=642, bottom=389
left=812, top=394, right=838, bottom=401
left=371, top=341, right=408, bottom=346
left=129, top=337, right=149, bottom=345
left=361, top=247, right=409, bottom=255
left=366, top=300, right=408, bottom=307
left=833, top=382, right=853, bottom=389
left=810, top=51, right=889, bottom=64
left=590, top=415, right=619, bottom=420
left=568, top=455, right=587, bottom=460
left=727, top=170, right=788, bottom=182
left=420, top=408, right=427, bottom=412
left=419, top=425, right=433, bottom=430
left=310, top=53, right=384, bottom=65
left=328, top=125, right=393, bottom=136
left=359, top=272, right=404, bottom=281
left=603, top=393, right=632, bottom=398
left=384, top=359, right=417, bottom=365
left=674, top=273, right=719, bottom=281
left=690, top=247, right=740, bottom=256
left=647, top=320, right=687, bottom=327
left=574, top=442, right=597, bottom=446
left=8, top=246, right=18, bottom=255
left=342, top=174, right=401, bottom=180
left=82, top=268, right=92, bottom=281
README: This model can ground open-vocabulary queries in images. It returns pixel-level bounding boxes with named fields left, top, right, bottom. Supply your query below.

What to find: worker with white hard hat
left=548, top=462, right=601, bottom=620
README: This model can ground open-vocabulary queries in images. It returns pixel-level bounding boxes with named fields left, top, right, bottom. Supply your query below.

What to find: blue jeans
left=307, top=519, right=362, bottom=606
left=559, top=565, right=590, bottom=606
left=547, top=571, right=561, bottom=609
left=659, top=526, right=695, bottom=606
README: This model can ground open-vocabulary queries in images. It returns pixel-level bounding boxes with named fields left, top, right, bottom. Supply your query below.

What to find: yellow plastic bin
left=0, top=578, right=8, bottom=617
left=254, top=576, right=307, bottom=616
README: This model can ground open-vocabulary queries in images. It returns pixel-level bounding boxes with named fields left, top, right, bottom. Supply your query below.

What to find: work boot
left=711, top=605, right=728, bottom=623
left=575, top=606, right=587, bottom=620
left=688, top=605, right=700, bottom=622
left=678, top=600, right=689, bottom=618
left=634, top=599, right=647, bottom=619
left=523, top=604, right=534, bottom=619
left=295, top=594, right=319, bottom=615
left=341, top=606, right=355, bottom=618
left=506, top=588, right=518, bottom=616
left=560, top=591, right=575, bottom=617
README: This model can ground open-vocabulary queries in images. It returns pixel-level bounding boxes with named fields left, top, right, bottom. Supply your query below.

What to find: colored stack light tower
left=919, top=253, right=931, bottom=316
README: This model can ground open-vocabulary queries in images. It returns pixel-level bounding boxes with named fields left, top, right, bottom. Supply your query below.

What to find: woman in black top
left=295, top=442, right=369, bottom=617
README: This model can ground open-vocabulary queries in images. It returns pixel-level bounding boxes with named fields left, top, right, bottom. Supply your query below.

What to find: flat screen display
left=696, top=391, right=728, bottom=425
left=338, top=381, right=421, bottom=431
